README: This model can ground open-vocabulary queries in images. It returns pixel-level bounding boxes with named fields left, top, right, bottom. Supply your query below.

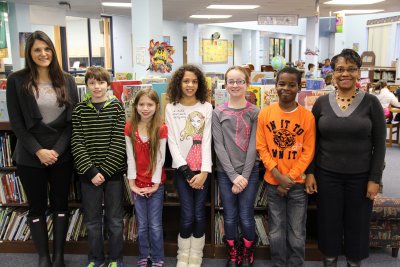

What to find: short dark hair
left=331, top=49, right=362, bottom=70
left=308, top=63, right=315, bottom=71
left=276, top=67, right=302, bottom=87
left=85, top=66, right=111, bottom=86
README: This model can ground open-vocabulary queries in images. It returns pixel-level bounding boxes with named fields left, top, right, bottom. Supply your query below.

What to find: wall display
left=0, top=3, right=8, bottom=58
left=258, top=14, right=298, bottom=26
left=135, top=47, right=146, bottom=65
left=202, top=39, right=228, bottom=64
left=147, top=39, right=175, bottom=73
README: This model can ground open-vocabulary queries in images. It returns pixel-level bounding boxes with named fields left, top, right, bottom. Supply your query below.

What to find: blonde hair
left=180, top=111, right=205, bottom=141
left=129, top=88, right=162, bottom=174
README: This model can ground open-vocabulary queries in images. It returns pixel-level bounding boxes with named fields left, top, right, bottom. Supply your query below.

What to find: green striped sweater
left=71, top=95, right=126, bottom=182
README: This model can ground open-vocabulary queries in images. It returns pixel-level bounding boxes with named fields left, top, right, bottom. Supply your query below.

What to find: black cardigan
left=6, top=71, right=79, bottom=168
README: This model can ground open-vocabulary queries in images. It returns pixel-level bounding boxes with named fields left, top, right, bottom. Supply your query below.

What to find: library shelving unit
left=361, top=66, right=397, bottom=83
left=0, top=121, right=322, bottom=260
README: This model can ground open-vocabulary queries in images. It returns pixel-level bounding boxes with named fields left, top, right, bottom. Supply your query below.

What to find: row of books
left=0, top=207, right=139, bottom=242
left=0, top=172, right=26, bottom=204
left=0, top=133, right=14, bottom=168
left=214, top=180, right=267, bottom=208
left=0, top=169, right=172, bottom=206
left=214, top=212, right=269, bottom=246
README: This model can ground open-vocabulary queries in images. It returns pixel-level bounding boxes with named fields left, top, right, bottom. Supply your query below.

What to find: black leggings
left=17, top=160, right=73, bottom=217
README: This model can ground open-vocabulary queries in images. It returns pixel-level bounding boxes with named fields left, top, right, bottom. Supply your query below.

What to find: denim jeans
left=266, top=183, right=308, bottom=267
left=217, top=166, right=259, bottom=241
left=175, top=170, right=210, bottom=238
left=81, top=180, right=123, bottom=262
left=134, top=184, right=165, bottom=262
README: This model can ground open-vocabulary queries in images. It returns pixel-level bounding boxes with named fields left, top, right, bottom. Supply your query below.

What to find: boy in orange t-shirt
left=256, top=67, right=315, bottom=267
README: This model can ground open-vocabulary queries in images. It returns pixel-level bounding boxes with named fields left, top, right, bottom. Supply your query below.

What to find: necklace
left=335, top=89, right=359, bottom=110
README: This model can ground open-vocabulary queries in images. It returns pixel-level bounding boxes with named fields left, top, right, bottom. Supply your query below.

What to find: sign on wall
left=258, top=15, right=298, bottom=26
left=202, top=39, right=228, bottom=64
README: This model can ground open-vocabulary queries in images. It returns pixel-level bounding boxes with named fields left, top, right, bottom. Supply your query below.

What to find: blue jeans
left=175, top=170, right=210, bottom=238
left=134, top=184, right=165, bottom=262
left=81, top=180, right=123, bottom=263
left=217, top=167, right=259, bottom=241
left=266, top=183, right=308, bottom=267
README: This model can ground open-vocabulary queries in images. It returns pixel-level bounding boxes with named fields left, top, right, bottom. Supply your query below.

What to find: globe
left=271, top=55, right=286, bottom=70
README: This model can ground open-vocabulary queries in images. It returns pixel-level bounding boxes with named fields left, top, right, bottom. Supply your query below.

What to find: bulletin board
left=202, top=39, right=228, bottom=64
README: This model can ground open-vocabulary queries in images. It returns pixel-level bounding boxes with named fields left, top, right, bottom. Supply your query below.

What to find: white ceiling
left=6, top=0, right=400, bottom=23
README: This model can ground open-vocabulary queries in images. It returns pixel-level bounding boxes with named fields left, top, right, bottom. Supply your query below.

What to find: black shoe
left=28, top=216, right=52, bottom=267
left=347, top=260, right=361, bottom=267
left=323, top=257, right=338, bottom=267
left=52, top=212, right=68, bottom=267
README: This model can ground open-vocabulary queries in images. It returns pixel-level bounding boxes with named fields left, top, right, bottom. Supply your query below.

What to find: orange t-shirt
left=256, top=103, right=316, bottom=185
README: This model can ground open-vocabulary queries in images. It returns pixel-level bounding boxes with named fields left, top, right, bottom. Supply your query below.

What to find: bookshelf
left=361, top=67, right=397, bottom=83
left=0, top=121, right=323, bottom=261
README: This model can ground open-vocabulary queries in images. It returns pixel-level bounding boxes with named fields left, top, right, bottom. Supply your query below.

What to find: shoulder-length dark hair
left=166, top=64, right=208, bottom=105
left=22, top=30, right=69, bottom=106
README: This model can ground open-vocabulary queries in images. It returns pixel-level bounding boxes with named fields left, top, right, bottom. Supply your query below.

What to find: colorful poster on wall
left=202, top=39, right=228, bottom=64
left=147, top=39, right=175, bottom=73
left=228, top=41, right=233, bottom=56
left=0, top=3, right=8, bottom=58
left=336, top=13, right=344, bottom=33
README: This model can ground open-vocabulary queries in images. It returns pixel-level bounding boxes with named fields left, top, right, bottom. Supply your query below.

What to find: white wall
left=112, top=15, right=133, bottom=73
left=337, top=11, right=400, bottom=56
left=162, top=20, right=185, bottom=70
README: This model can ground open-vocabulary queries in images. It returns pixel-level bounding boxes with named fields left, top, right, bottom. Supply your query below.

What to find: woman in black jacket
left=6, top=31, right=78, bottom=267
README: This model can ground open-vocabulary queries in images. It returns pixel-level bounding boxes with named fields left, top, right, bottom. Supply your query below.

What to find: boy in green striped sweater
left=71, top=66, right=126, bottom=267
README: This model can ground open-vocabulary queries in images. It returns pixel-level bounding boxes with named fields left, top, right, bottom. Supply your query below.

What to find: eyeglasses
left=227, top=80, right=246, bottom=86
left=334, top=67, right=359, bottom=74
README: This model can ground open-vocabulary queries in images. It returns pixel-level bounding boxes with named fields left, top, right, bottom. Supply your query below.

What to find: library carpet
left=0, top=248, right=399, bottom=266
left=1, top=144, right=400, bottom=266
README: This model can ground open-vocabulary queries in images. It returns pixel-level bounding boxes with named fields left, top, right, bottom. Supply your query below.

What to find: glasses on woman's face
left=334, top=67, right=359, bottom=74
left=227, top=79, right=246, bottom=86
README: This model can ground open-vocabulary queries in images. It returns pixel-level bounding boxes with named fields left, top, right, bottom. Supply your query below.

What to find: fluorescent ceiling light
left=324, top=0, right=384, bottom=5
left=102, top=2, right=131, bottom=8
left=207, top=5, right=260, bottom=9
left=334, top=9, right=384, bottom=14
left=190, top=15, right=232, bottom=19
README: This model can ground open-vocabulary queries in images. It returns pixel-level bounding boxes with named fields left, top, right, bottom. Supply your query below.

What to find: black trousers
left=17, top=160, right=73, bottom=217
left=316, top=168, right=373, bottom=261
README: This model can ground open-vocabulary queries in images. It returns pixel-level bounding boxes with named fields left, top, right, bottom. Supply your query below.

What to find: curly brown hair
left=166, top=64, right=208, bottom=105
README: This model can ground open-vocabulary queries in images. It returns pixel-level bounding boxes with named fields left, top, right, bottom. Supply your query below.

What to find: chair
left=386, top=122, right=399, bottom=147
left=261, top=65, right=274, bottom=72
left=370, top=194, right=400, bottom=257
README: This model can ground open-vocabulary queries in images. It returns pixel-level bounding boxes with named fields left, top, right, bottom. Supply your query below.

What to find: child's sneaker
left=151, top=260, right=164, bottom=267
left=107, top=261, right=122, bottom=267
left=86, top=261, right=104, bottom=267
left=137, top=258, right=148, bottom=267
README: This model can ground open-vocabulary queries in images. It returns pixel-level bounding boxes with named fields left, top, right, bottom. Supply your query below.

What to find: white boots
left=176, top=235, right=205, bottom=267
left=177, top=235, right=191, bottom=267
left=188, top=235, right=205, bottom=267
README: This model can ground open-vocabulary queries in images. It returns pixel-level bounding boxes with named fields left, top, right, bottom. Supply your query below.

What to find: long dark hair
left=166, top=64, right=208, bottom=105
left=22, top=30, right=69, bottom=106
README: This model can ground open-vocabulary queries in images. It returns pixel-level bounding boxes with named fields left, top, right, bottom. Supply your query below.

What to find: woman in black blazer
left=6, top=31, right=78, bottom=267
